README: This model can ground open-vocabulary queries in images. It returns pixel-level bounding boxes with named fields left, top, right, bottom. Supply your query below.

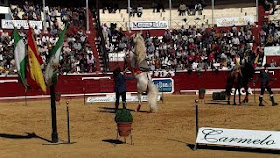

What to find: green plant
left=55, top=93, right=61, bottom=97
left=115, top=108, right=133, bottom=123
left=55, top=93, right=61, bottom=102
left=199, top=88, right=206, bottom=94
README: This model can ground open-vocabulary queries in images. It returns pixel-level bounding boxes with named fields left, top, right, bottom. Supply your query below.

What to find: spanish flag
left=27, top=27, right=47, bottom=93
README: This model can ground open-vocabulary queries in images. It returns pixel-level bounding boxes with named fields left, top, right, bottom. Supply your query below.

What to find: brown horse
left=225, top=62, right=255, bottom=105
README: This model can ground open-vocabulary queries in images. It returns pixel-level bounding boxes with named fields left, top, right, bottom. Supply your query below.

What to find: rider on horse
left=231, top=54, right=243, bottom=81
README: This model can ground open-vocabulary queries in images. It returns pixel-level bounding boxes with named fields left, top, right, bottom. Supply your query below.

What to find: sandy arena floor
left=0, top=94, right=280, bottom=158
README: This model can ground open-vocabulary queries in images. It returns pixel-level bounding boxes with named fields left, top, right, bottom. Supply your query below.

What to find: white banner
left=196, top=127, right=280, bottom=150
left=0, top=7, right=9, bottom=14
left=264, top=46, right=280, bottom=56
left=1, top=20, right=43, bottom=30
left=131, top=21, right=168, bottom=30
left=87, top=95, right=161, bottom=103
left=108, top=52, right=125, bottom=61
left=152, top=78, right=174, bottom=93
left=216, top=16, right=255, bottom=27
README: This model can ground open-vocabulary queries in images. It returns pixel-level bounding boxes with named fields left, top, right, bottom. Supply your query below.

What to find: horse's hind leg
left=233, top=89, right=237, bottom=105
left=227, top=94, right=230, bottom=105
left=243, top=86, right=249, bottom=103
left=238, top=88, right=241, bottom=105
left=226, top=88, right=231, bottom=105
left=136, top=93, right=142, bottom=112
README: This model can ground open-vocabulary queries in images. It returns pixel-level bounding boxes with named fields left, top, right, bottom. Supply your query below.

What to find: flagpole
left=50, top=85, right=58, bottom=143
left=24, top=89, right=27, bottom=106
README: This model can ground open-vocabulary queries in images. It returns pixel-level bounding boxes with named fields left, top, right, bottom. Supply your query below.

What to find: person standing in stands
left=256, top=63, right=278, bottom=106
left=113, top=67, right=134, bottom=112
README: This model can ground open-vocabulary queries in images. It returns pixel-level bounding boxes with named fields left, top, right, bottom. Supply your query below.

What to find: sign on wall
left=196, top=127, right=280, bottom=150
left=216, top=16, right=255, bottom=27
left=108, top=53, right=125, bottom=61
left=152, top=78, right=174, bottom=93
left=131, top=21, right=168, bottom=30
left=1, top=20, right=43, bottom=30
left=264, top=46, right=280, bottom=56
left=87, top=95, right=160, bottom=103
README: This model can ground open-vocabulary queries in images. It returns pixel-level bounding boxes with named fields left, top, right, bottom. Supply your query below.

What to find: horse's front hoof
left=136, top=104, right=141, bottom=112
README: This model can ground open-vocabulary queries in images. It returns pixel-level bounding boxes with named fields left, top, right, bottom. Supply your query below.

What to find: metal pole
left=254, top=82, right=256, bottom=103
left=83, top=87, right=86, bottom=105
left=66, top=101, right=71, bottom=143
left=212, top=0, right=214, bottom=26
left=195, top=104, right=198, bottom=137
left=24, top=89, right=27, bottom=106
left=128, top=0, right=131, bottom=31
left=50, top=85, right=58, bottom=143
left=86, top=0, right=89, bottom=33
left=256, top=0, right=259, bottom=23
left=169, top=0, right=172, bottom=29
left=161, top=86, right=164, bottom=103
left=42, top=0, right=46, bottom=33
left=194, top=102, right=199, bottom=150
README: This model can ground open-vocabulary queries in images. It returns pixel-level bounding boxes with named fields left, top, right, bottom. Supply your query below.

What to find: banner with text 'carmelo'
left=13, top=27, right=27, bottom=89
left=27, top=27, right=47, bottom=93
left=45, top=26, right=66, bottom=87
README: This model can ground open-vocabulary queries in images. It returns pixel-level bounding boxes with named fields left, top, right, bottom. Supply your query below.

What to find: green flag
left=14, top=27, right=27, bottom=88
left=45, top=27, right=67, bottom=87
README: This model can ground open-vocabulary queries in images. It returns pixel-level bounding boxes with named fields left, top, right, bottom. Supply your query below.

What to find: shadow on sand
left=168, top=138, right=280, bottom=154
left=96, top=107, right=149, bottom=113
left=0, top=132, right=52, bottom=143
left=102, top=139, right=125, bottom=145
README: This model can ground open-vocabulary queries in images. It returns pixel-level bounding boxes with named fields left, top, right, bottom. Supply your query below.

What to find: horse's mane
left=132, top=33, right=146, bottom=65
left=241, top=62, right=255, bottom=79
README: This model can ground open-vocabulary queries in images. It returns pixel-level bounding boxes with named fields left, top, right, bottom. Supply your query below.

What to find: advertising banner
left=87, top=95, right=161, bottom=103
left=264, top=46, right=280, bottom=56
left=196, top=127, right=280, bottom=150
left=152, top=78, right=174, bottom=93
left=131, top=21, right=168, bottom=30
left=216, top=16, right=255, bottom=27
left=1, top=20, right=43, bottom=30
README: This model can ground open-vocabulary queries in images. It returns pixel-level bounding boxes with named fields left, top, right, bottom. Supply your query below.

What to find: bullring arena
left=0, top=95, right=280, bottom=158
left=1, top=0, right=280, bottom=157
left=1, top=70, right=280, bottom=158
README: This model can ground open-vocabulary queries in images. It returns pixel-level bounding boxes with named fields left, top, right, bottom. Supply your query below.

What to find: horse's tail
left=147, top=81, right=158, bottom=112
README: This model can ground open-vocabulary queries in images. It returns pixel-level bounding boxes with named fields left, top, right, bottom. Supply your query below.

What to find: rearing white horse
left=125, top=33, right=158, bottom=112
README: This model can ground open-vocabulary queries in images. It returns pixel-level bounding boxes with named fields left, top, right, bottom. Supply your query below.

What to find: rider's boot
left=259, top=96, right=265, bottom=106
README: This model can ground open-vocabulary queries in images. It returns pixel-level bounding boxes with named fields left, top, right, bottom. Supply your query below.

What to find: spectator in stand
left=195, top=2, right=203, bottom=15
left=178, top=2, right=187, bottom=16
left=128, top=6, right=135, bottom=17
left=79, top=9, right=86, bottom=27
left=87, top=53, right=95, bottom=73
left=137, top=5, right=143, bottom=17
left=113, top=3, right=120, bottom=13
left=158, top=1, right=165, bottom=12
left=72, top=9, right=79, bottom=27
left=152, top=0, right=157, bottom=13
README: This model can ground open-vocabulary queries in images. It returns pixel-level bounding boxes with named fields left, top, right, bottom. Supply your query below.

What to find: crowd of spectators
left=263, top=0, right=279, bottom=14
left=178, top=1, right=204, bottom=16
left=1, top=1, right=280, bottom=76
left=10, top=1, right=86, bottom=29
left=0, top=3, right=96, bottom=75
left=104, top=21, right=280, bottom=73
left=101, top=0, right=205, bottom=17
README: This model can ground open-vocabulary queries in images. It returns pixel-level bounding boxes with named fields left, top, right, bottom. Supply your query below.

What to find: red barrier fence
left=1, top=69, right=280, bottom=99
